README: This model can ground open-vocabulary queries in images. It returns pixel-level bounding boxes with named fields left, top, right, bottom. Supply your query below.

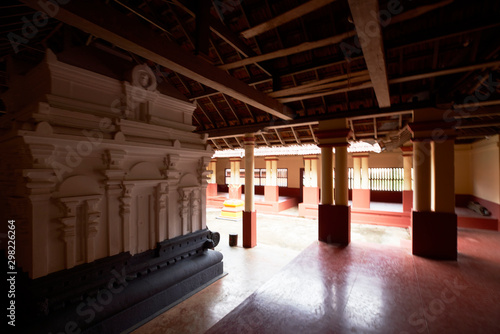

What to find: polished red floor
left=205, top=228, right=500, bottom=334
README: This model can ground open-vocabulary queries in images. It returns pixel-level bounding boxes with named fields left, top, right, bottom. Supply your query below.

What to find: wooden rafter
left=277, top=60, right=500, bottom=103
left=218, top=31, right=356, bottom=70
left=291, top=127, right=301, bottom=144
left=222, top=138, right=233, bottom=148
left=208, top=96, right=228, bottom=127
left=275, top=128, right=285, bottom=145
left=222, top=94, right=242, bottom=125
left=196, top=101, right=216, bottom=127
left=390, top=0, right=454, bottom=25
left=261, top=133, right=271, bottom=146
left=20, top=0, right=294, bottom=120
left=240, top=0, right=337, bottom=39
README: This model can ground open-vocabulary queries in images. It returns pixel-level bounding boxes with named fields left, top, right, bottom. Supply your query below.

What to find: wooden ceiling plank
left=348, top=0, right=391, bottom=108
left=20, top=0, right=294, bottom=120
left=240, top=0, right=337, bottom=39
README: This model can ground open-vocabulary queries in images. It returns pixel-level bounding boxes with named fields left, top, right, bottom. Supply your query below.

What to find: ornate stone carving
left=197, top=156, right=212, bottom=185
left=156, top=182, right=169, bottom=241
left=102, top=149, right=126, bottom=170
left=120, top=183, right=134, bottom=253
left=162, top=154, right=181, bottom=180
left=178, top=186, right=202, bottom=235
left=27, top=143, right=55, bottom=169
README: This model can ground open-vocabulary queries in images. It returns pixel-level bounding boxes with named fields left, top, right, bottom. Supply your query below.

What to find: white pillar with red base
left=352, top=154, right=370, bottom=209
left=401, top=146, right=413, bottom=212
left=264, top=156, right=279, bottom=202
left=243, top=134, right=256, bottom=248
left=206, top=159, right=218, bottom=197
left=299, top=155, right=319, bottom=217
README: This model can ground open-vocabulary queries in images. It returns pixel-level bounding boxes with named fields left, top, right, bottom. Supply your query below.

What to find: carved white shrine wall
left=0, top=50, right=213, bottom=279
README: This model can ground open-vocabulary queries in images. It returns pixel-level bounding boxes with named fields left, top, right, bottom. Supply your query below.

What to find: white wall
left=471, top=136, right=500, bottom=204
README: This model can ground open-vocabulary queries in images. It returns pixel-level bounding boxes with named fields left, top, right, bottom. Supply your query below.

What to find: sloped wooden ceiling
left=1, top=0, right=499, bottom=150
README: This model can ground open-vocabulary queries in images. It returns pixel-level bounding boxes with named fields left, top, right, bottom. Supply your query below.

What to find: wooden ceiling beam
left=219, top=30, right=356, bottom=70
left=20, top=0, right=294, bottom=120
left=240, top=0, right=337, bottom=39
left=277, top=60, right=500, bottom=103
left=348, top=0, right=391, bottom=108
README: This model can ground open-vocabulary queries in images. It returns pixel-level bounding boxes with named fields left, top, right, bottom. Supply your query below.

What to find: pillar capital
left=243, top=134, right=255, bottom=145
left=352, top=152, right=369, bottom=158
left=264, top=156, right=279, bottom=161
left=316, top=129, right=352, bottom=146
left=229, top=157, right=242, bottom=162
left=400, top=145, right=413, bottom=156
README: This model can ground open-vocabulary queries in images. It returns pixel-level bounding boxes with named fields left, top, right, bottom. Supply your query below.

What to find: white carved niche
left=55, top=175, right=103, bottom=269
left=121, top=162, right=169, bottom=255
left=57, top=195, right=102, bottom=269
left=178, top=173, right=202, bottom=235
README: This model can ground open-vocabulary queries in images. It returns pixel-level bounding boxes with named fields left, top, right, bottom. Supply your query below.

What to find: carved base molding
left=14, top=229, right=223, bottom=333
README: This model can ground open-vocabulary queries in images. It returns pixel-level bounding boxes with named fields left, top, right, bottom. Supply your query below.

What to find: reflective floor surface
left=132, top=210, right=499, bottom=334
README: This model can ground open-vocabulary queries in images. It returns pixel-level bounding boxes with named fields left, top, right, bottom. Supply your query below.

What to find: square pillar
left=299, top=156, right=320, bottom=217
left=229, top=157, right=241, bottom=200
left=264, top=156, right=279, bottom=202
left=302, top=155, right=319, bottom=204
left=243, top=134, right=256, bottom=248
left=401, top=146, right=413, bottom=212
left=409, top=108, right=457, bottom=260
left=318, top=204, right=350, bottom=244
left=352, top=154, right=370, bottom=209
left=206, top=160, right=218, bottom=197
left=316, top=119, right=351, bottom=245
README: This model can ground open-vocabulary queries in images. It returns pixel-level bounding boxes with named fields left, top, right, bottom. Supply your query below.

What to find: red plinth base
left=303, top=186, right=319, bottom=204
left=318, top=204, right=350, bottom=245
left=206, top=183, right=217, bottom=197
left=352, top=189, right=370, bottom=209
left=412, top=211, right=457, bottom=260
left=229, top=185, right=242, bottom=200
left=243, top=211, right=257, bottom=248
left=403, top=190, right=413, bottom=212
left=264, top=185, right=279, bottom=202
